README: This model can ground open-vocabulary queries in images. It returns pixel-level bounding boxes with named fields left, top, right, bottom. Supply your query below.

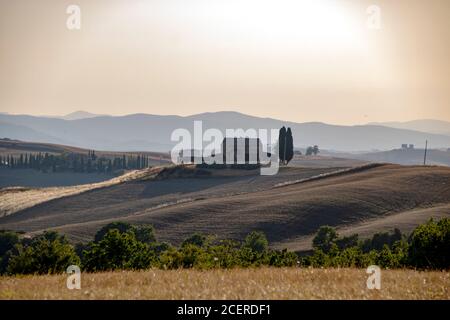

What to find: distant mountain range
left=369, top=119, right=450, bottom=136
left=58, top=111, right=107, bottom=121
left=1, top=111, right=449, bottom=152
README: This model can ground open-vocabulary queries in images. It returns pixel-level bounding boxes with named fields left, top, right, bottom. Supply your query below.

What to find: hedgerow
left=0, top=218, right=448, bottom=275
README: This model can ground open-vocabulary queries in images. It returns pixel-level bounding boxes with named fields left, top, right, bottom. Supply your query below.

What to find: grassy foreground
left=0, top=268, right=448, bottom=300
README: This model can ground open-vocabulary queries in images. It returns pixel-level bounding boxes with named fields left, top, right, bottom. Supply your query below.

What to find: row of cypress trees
left=0, top=152, right=151, bottom=173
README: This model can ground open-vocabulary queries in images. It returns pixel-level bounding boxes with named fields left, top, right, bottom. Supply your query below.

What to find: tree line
left=0, top=218, right=448, bottom=275
left=0, top=151, right=151, bottom=173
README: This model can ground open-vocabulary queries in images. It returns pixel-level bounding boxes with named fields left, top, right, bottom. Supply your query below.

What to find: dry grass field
left=0, top=268, right=448, bottom=300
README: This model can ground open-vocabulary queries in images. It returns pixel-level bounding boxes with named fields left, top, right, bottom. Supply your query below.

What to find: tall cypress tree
left=137, top=155, right=141, bottom=169
left=278, top=126, right=286, bottom=164
left=286, top=127, right=294, bottom=164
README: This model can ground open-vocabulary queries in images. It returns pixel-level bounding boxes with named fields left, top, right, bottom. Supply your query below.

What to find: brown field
left=0, top=268, right=448, bottom=300
left=0, top=166, right=166, bottom=218
left=1, top=163, right=449, bottom=249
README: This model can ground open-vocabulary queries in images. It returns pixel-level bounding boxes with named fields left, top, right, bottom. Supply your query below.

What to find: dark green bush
left=94, top=221, right=135, bottom=242
left=0, top=231, right=19, bottom=257
left=134, top=225, right=157, bottom=244
left=5, top=231, right=79, bottom=275
left=361, top=228, right=403, bottom=252
left=181, top=233, right=209, bottom=248
left=304, top=226, right=412, bottom=269
left=242, top=231, right=268, bottom=253
left=312, top=226, right=338, bottom=253
left=83, top=229, right=155, bottom=271
left=1, top=219, right=448, bottom=274
left=408, top=218, right=449, bottom=269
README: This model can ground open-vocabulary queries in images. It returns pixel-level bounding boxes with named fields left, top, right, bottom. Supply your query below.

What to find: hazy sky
left=1, top=0, right=449, bottom=124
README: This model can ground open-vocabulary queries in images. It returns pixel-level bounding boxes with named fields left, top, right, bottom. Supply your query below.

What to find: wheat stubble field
left=0, top=268, right=449, bottom=300
left=2, top=163, right=450, bottom=248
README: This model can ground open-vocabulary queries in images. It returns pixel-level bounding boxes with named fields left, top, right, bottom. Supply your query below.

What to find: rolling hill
left=1, top=163, right=449, bottom=251
left=0, top=138, right=170, bottom=160
left=0, top=139, right=172, bottom=188
left=325, top=148, right=450, bottom=167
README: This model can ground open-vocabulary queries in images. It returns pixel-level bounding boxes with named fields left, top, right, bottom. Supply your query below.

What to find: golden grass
left=0, top=268, right=448, bottom=300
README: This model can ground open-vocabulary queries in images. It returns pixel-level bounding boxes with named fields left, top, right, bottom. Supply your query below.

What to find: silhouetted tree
left=278, top=126, right=286, bottom=164
left=313, top=145, right=319, bottom=156
left=286, top=128, right=294, bottom=164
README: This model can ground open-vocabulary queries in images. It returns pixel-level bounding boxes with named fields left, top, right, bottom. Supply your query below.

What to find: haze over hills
left=1, top=111, right=450, bottom=152
left=369, top=119, right=450, bottom=137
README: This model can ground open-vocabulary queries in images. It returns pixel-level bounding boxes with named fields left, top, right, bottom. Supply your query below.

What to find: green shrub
left=159, top=247, right=184, bottom=269
left=82, top=229, right=155, bottom=271
left=0, top=231, right=19, bottom=257
left=207, top=240, right=241, bottom=268
left=302, top=249, right=332, bottom=268
left=408, top=218, right=449, bottom=269
left=361, top=228, right=403, bottom=252
left=134, top=225, right=157, bottom=244
left=2, top=219, right=448, bottom=274
left=94, top=222, right=134, bottom=242
left=267, top=249, right=298, bottom=267
left=5, top=231, right=79, bottom=275
left=180, top=244, right=213, bottom=269
left=181, top=233, right=209, bottom=248
left=237, top=246, right=264, bottom=267
left=312, top=226, right=338, bottom=253
left=242, top=231, right=268, bottom=253
left=332, top=246, right=365, bottom=268
left=335, top=234, right=359, bottom=251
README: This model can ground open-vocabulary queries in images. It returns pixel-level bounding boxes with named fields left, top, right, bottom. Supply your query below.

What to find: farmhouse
left=178, top=137, right=267, bottom=165
left=221, top=137, right=263, bottom=164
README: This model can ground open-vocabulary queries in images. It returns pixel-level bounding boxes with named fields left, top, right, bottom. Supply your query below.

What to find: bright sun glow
left=133, top=0, right=365, bottom=52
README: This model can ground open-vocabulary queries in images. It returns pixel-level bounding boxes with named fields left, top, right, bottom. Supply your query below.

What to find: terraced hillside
left=0, top=164, right=449, bottom=251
